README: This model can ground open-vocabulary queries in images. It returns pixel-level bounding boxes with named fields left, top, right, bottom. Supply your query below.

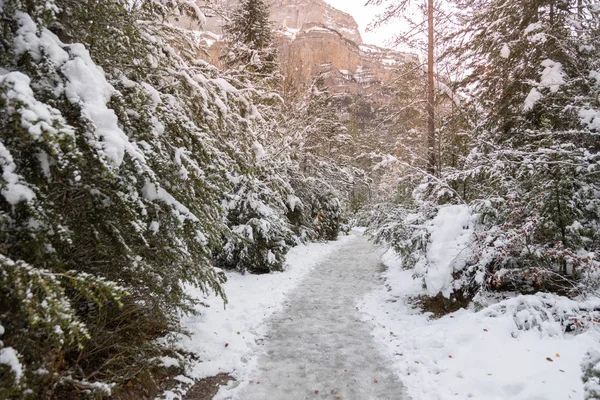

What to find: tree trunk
left=426, top=0, right=436, bottom=175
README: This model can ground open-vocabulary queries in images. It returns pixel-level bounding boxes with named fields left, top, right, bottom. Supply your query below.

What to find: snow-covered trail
left=218, top=233, right=408, bottom=400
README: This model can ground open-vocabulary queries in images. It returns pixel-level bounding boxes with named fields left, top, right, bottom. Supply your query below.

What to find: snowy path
left=218, top=233, right=407, bottom=400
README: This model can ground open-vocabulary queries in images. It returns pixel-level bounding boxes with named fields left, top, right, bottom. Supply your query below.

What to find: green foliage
left=0, top=0, right=279, bottom=395
left=223, top=0, right=278, bottom=75
left=216, top=173, right=295, bottom=274
left=582, top=348, right=600, bottom=399
left=367, top=0, right=600, bottom=302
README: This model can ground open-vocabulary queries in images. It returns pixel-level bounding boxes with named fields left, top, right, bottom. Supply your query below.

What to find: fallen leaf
left=546, top=357, right=553, bottom=362
left=126, top=381, right=133, bottom=387
left=556, top=353, right=561, bottom=358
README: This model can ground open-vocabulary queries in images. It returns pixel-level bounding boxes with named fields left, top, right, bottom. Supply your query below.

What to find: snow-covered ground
left=360, top=248, right=600, bottom=400
left=160, top=213, right=600, bottom=400
left=161, top=234, right=354, bottom=399
left=221, top=232, right=407, bottom=400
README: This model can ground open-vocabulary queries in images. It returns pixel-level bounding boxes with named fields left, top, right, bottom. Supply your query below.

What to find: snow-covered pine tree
left=443, top=0, right=600, bottom=296
left=0, top=0, right=278, bottom=396
left=216, top=162, right=296, bottom=274
left=223, top=0, right=278, bottom=77
left=206, top=0, right=307, bottom=273
left=295, top=74, right=357, bottom=240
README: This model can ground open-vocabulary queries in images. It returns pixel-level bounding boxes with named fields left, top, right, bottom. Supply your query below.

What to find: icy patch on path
left=218, top=233, right=407, bottom=399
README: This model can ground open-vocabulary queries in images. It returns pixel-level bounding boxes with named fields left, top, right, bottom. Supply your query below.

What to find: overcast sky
left=322, top=0, right=400, bottom=48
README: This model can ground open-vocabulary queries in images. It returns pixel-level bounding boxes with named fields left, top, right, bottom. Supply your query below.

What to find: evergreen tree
left=0, top=0, right=282, bottom=396
left=367, top=0, right=600, bottom=302
left=223, top=0, right=278, bottom=76
left=441, top=0, right=600, bottom=295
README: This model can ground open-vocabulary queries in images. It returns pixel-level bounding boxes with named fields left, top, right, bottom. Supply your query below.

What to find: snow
left=286, top=195, right=301, bottom=212
left=185, top=0, right=206, bottom=28
left=579, top=108, right=600, bottom=131
left=500, top=43, right=510, bottom=59
left=524, top=88, right=543, bottom=111
left=252, top=141, right=266, bottom=161
left=142, top=181, right=199, bottom=223
left=0, top=141, right=35, bottom=205
left=0, top=70, right=70, bottom=140
left=13, top=12, right=144, bottom=168
left=523, top=60, right=564, bottom=111
left=227, top=233, right=407, bottom=400
left=524, top=22, right=543, bottom=34
left=582, top=349, right=600, bottom=397
left=361, top=249, right=600, bottom=400
left=212, top=78, right=238, bottom=94
left=278, top=27, right=300, bottom=40
left=0, top=347, right=23, bottom=383
left=539, top=59, right=564, bottom=93
left=36, top=152, right=51, bottom=179
left=305, top=25, right=336, bottom=34
left=414, top=205, right=474, bottom=298
left=164, top=234, right=354, bottom=398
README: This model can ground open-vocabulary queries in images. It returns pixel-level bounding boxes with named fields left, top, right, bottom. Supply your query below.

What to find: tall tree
left=223, top=0, right=277, bottom=76
left=444, top=0, right=600, bottom=294
left=367, top=0, right=438, bottom=175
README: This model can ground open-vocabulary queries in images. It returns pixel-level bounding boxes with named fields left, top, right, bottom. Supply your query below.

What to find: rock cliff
left=193, top=0, right=417, bottom=94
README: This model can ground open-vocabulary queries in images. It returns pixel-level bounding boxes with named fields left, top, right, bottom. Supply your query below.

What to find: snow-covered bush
left=480, top=293, right=600, bottom=336
left=367, top=200, right=434, bottom=271
left=582, top=348, right=600, bottom=399
left=216, top=173, right=295, bottom=274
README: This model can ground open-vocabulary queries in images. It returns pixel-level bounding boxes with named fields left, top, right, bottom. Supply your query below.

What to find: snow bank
left=163, top=235, right=353, bottom=397
left=361, top=251, right=600, bottom=400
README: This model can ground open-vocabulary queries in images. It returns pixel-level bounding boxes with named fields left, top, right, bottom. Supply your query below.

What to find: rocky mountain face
left=194, top=0, right=417, bottom=95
